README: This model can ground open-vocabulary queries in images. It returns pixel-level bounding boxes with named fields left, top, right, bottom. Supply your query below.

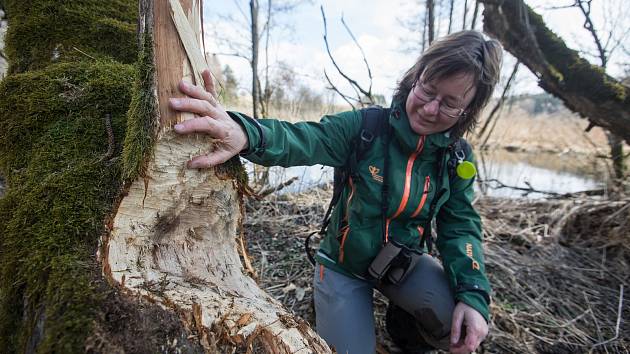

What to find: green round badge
left=456, top=161, right=477, bottom=179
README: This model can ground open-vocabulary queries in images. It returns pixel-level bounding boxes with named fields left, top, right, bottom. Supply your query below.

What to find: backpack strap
left=319, top=106, right=389, bottom=234
left=420, top=137, right=471, bottom=253
left=306, top=107, right=389, bottom=265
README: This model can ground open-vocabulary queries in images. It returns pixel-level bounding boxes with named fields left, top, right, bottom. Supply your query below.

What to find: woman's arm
left=171, top=70, right=361, bottom=168
left=435, top=152, right=491, bottom=353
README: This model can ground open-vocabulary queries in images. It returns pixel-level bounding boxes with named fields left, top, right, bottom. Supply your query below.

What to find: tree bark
left=103, top=0, right=329, bottom=352
left=480, top=0, right=630, bottom=144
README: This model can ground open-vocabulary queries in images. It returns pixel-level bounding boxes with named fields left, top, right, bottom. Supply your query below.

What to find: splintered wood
left=102, top=1, right=329, bottom=352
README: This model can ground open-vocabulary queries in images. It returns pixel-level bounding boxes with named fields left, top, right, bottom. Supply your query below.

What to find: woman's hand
left=449, top=302, right=488, bottom=354
left=170, top=69, right=248, bottom=168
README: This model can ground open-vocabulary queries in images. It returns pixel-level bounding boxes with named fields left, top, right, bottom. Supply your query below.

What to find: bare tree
left=461, top=0, right=468, bottom=30
left=250, top=0, right=261, bottom=118
left=427, top=0, right=435, bottom=44
left=447, top=0, right=455, bottom=34
left=210, top=0, right=306, bottom=118
left=470, top=0, right=480, bottom=30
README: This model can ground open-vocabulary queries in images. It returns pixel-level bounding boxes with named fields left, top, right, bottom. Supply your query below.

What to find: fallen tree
left=479, top=0, right=630, bottom=144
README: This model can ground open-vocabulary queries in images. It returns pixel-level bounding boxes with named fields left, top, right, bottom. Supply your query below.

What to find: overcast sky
left=203, top=0, right=629, bottom=105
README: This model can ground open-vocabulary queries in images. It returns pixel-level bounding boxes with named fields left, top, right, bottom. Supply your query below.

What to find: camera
left=368, top=240, right=423, bottom=284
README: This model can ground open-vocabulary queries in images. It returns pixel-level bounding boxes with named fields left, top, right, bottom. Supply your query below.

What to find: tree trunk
left=250, top=0, right=260, bottom=119
left=480, top=0, right=630, bottom=144
left=607, top=132, right=625, bottom=179
left=104, top=1, right=329, bottom=352
left=427, top=0, right=435, bottom=45
left=470, top=0, right=480, bottom=29
left=447, top=0, right=454, bottom=34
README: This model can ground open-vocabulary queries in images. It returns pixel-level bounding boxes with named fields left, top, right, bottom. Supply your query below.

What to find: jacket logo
left=465, top=243, right=480, bottom=270
left=369, top=165, right=383, bottom=183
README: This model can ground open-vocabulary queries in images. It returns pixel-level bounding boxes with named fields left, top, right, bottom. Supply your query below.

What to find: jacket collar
left=389, top=102, right=455, bottom=155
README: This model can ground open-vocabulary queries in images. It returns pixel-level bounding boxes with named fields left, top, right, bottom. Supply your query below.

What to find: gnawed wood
left=102, top=0, right=330, bottom=352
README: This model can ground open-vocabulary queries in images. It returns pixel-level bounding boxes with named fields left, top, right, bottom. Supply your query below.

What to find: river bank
left=242, top=188, right=629, bottom=353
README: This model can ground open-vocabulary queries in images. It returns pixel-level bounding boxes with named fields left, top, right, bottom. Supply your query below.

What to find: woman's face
left=405, top=72, right=476, bottom=136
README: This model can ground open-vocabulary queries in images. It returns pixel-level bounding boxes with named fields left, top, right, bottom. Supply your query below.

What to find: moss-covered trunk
left=0, top=1, right=202, bottom=352
left=480, top=0, right=630, bottom=145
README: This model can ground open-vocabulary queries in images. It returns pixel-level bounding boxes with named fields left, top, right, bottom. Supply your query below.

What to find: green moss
left=523, top=3, right=627, bottom=103
left=122, top=27, right=158, bottom=182
left=3, top=0, right=137, bottom=73
left=0, top=61, right=134, bottom=353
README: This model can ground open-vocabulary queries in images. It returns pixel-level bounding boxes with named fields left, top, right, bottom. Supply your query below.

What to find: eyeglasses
left=411, top=80, right=466, bottom=119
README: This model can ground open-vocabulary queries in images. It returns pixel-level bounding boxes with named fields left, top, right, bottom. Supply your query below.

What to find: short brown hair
left=393, top=30, right=503, bottom=137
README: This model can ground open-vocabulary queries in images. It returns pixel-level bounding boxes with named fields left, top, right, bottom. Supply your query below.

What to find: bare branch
left=575, top=0, right=607, bottom=68
left=478, top=61, right=520, bottom=147
left=232, top=0, right=250, bottom=23
left=320, top=6, right=374, bottom=106
left=324, top=69, right=357, bottom=109
left=341, top=14, right=373, bottom=95
left=479, top=178, right=563, bottom=197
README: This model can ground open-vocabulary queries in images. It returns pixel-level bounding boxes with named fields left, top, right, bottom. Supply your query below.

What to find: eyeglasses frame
left=411, top=80, right=467, bottom=120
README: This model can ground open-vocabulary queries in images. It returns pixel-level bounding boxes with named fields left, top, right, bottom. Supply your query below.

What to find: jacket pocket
left=337, top=221, right=383, bottom=277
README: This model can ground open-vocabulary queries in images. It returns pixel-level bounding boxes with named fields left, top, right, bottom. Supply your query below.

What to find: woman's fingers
left=450, top=305, right=465, bottom=345
left=177, top=80, right=218, bottom=107
left=170, top=97, right=221, bottom=118
left=174, top=117, right=227, bottom=138
left=188, top=149, right=235, bottom=169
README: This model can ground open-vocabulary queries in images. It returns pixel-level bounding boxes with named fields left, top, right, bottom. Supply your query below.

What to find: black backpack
left=305, top=106, right=471, bottom=265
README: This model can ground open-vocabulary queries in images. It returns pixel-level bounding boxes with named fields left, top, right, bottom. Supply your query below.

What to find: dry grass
left=226, top=98, right=618, bottom=156
left=242, top=188, right=629, bottom=354
left=469, top=105, right=613, bottom=155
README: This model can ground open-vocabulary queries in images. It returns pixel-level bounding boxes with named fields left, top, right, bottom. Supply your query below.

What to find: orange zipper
left=411, top=175, right=431, bottom=217
left=385, top=136, right=426, bottom=242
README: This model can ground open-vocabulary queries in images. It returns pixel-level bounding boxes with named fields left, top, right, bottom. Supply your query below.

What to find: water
left=476, top=151, right=606, bottom=198
left=243, top=150, right=607, bottom=199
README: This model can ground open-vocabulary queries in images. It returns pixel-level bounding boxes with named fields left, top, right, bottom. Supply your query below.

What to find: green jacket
left=230, top=102, right=491, bottom=321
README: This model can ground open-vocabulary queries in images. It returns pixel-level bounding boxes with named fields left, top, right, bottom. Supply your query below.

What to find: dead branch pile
left=243, top=189, right=629, bottom=353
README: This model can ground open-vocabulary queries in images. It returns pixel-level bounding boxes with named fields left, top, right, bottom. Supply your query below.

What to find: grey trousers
left=313, top=253, right=455, bottom=354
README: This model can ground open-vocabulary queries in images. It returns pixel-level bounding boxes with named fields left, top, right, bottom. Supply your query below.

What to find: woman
left=170, top=30, right=502, bottom=354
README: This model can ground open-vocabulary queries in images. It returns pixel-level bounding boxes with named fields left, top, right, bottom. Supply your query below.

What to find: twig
left=480, top=178, right=562, bottom=196
left=341, top=14, right=373, bottom=95
left=72, top=46, right=97, bottom=60
left=324, top=70, right=357, bottom=109
left=591, top=284, right=624, bottom=349
left=257, top=176, right=299, bottom=198
left=603, top=201, right=630, bottom=223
